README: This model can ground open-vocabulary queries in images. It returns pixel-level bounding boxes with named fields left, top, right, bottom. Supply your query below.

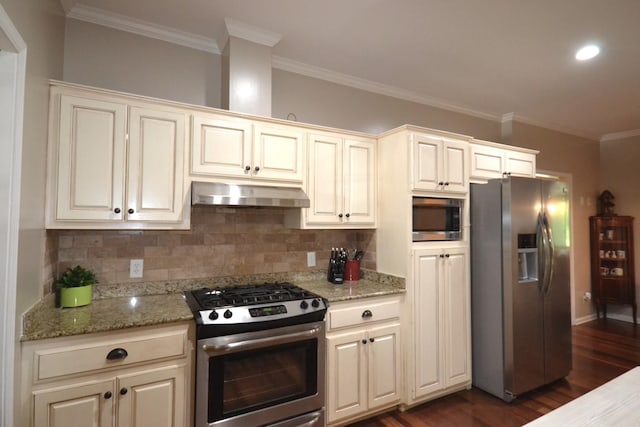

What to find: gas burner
left=184, top=282, right=328, bottom=338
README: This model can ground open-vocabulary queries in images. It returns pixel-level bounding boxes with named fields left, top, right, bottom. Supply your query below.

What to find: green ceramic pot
left=59, top=285, right=93, bottom=308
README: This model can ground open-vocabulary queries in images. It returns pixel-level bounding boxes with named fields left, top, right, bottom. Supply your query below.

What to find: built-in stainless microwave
left=412, top=197, right=463, bottom=241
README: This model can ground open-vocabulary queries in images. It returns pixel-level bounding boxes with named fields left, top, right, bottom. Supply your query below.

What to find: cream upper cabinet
left=470, top=141, right=537, bottom=181
left=191, top=113, right=304, bottom=184
left=296, top=132, right=376, bottom=228
left=46, top=85, right=189, bottom=229
left=412, top=133, right=468, bottom=194
left=22, top=322, right=193, bottom=427
left=326, top=296, right=401, bottom=425
left=409, top=246, right=471, bottom=403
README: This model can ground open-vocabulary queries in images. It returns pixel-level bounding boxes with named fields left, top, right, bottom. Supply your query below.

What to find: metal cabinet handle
left=104, top=391, right=112, bottom=399
left=254, top=166, right=260, bottom=173
left=362, top=310, right=373, bottom=318
left=362, top=339, right=367, bottom=344
left=120, top=388, right=128, bottom=396
left=345, top=213, right=350, bottom=218
left=127, top=208, right=134, bottom=214
left=114, top=208, right=121, bottom=214
left=338, top=213, right=343, bottom=218
left=369, top=337, right=375, bottom=343
left=245, top=165, right=251, bottom=172
left=106, top=348, right=128, bottom=361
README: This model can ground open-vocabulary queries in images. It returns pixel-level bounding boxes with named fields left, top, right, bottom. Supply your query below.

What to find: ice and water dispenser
left=518, top=233, right=538, bottom=282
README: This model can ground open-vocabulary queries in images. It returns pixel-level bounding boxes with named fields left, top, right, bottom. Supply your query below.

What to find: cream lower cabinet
left=326, top=296, right=401, bottom=425
left=46, top=84, right=189, bottom=229
left=412, top=132, right=468, bottom=195
left=289, top=132, right=375, bottom=228
left=470, top=141, right=537, bottom=181
left=22, top=322, right=193, bottom=427
left=191, top=113, right=305, bottom=183
left=408, top=246, right=471, bottom=404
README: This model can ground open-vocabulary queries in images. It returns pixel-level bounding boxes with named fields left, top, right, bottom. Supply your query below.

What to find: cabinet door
left=33, top=379, right=115, bottom=427
left=54, top=95, right=127, bottom=222
left=412, top=248, right=444, bottom=398
left=326, top=331, right=366, bottom=423
left=191, top=114, right=252, bottom=178
left=307, top=133, right=343, bottom=225
left=343, top=138, right=376, bottom=226
left=441, top=138, right=468, bottom=194
left=470, top=144, right=504, bottom=180
left=443, top=247, right=471, bottom=387
left=253, top=123, right=304, bottom=182
left=412, top=134, right=441, bottom=191
left=117, top=364, right=186, bottom=427
left=127, top=106, right=187, bottom=223
left=504, top=151, right=536, bottom=177
left=367, top=323, right=401, bottom=410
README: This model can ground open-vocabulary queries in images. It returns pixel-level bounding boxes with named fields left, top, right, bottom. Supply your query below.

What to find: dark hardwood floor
left=349, top=318, right=640, bottom=427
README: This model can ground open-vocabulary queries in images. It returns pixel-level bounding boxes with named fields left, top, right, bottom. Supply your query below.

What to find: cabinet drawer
left=328, top=298, right=400, bottom=331
left=34, top=326, right=188, bottom=381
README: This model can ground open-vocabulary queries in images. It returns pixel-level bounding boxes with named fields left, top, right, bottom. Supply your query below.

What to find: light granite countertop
left=21, top=269, right=404, bottom=341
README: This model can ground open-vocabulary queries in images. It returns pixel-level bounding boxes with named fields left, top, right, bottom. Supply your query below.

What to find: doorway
left=0, top=5, right=26, bottom=427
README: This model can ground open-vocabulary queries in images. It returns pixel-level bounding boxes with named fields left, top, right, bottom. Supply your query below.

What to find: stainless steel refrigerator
left=470, top=176, right=572, bottom=402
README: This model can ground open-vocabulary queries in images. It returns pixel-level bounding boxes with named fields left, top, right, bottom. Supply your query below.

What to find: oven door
left=196, top=321, right=325, bottom=427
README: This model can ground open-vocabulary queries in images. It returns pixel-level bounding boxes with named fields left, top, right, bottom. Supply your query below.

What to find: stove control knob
left=300, top=300, right=309, bottom=309
left=208, top=311, right=219, bottom=321
left=223, top=309, right=233, bottom=319
left=311, top=299, right=320, bottom=308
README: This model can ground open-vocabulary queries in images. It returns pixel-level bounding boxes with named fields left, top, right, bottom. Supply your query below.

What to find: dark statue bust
left=598, top=190, right=616, bottom=216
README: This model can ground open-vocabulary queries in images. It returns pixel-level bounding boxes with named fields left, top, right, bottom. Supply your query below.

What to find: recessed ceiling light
left=575, top=45, right=600, bottom=61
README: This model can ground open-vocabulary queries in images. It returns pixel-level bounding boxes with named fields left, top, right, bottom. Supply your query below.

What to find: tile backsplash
left=47, top=205, right=376, bottom=293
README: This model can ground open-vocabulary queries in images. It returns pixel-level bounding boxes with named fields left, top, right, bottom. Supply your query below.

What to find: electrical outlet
left=307, top=252, right=316, bottom=267
left=130, top=259, right=144, bottom=278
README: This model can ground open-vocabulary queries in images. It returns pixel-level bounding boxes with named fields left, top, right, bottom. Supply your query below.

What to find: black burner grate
left=191, top=283, right=317, bottom=309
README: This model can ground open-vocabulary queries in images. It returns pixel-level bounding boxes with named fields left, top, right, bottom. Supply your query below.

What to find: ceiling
left=63, top=0, right=640, bottom=141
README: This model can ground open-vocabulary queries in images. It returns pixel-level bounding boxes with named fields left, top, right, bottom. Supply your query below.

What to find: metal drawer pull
left=106, top=348, right=128, bottom=361
left=362, top=310, right=373, bottom=318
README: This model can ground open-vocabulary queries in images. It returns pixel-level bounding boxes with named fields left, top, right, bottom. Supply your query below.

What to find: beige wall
left=272, top=69, right=502, bottom=139
left=599, top=135, right=640, bottom=320
left=1, top=0, right=65, bottom=320
left=506, top=121, right=600, bottom=320
left=63, top=19, right=221, bottom=107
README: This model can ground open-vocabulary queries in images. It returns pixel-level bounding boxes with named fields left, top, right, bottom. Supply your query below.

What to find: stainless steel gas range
left=184, top=283, right=328, bottom=427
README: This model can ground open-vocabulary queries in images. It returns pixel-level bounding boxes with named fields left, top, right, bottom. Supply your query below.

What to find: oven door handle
left=201, top=326, right=322, bottom=355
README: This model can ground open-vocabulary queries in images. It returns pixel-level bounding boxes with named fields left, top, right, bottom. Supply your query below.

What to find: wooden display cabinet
left=589, top=215, right=637, bottom=324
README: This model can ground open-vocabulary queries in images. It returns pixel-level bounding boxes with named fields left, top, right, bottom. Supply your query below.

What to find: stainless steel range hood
left=191, top=182, right=310, bottom=208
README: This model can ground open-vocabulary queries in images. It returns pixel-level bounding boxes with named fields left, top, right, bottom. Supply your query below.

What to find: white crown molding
left=67, top=4, right=220, bottom=54
left=272, top=55, right=501, bottom=123
left=501, top=112, right=598, bottom=141
left=60, top=0, right=77, bottom=14
left=600, top=129, right=640, bottom=142
left=224, top=17, right=282, bottom=48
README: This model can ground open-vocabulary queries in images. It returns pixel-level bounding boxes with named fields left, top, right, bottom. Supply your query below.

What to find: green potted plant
left=56, top=265, right=97, bottom=308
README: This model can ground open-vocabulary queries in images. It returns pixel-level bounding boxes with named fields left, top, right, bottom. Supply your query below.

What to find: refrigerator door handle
left=543, top=211, right=555, bottom=296
left=537, top=212, right=548, bottom=294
